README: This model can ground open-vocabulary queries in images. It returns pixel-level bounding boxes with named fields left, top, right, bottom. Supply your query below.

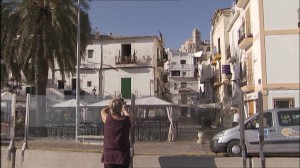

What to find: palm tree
left=1, top=0, right=91, bottom=136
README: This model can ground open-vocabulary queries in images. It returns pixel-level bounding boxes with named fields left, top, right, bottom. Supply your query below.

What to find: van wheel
left=227, top=141, right=242, bottom=157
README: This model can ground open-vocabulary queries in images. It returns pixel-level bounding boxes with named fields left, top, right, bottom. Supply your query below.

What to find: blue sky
left=89, top=0, right=234, bottom=49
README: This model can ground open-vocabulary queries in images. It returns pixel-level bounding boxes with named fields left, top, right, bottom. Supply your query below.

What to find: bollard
left=7, top=140, right=17, bottom=168
left=197, top=131, right=204, bottom=144
left=21, top=141, right=28, bottom=161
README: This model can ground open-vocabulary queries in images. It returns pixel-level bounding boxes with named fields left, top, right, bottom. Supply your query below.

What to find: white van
left=210, top=108, right=300, bottom=157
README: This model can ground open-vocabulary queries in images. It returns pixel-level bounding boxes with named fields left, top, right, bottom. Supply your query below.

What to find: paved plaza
left=1, top=138, right=300, bottom=168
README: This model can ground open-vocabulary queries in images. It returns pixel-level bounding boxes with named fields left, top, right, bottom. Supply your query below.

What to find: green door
left=121, top=78, right=131, bottom=99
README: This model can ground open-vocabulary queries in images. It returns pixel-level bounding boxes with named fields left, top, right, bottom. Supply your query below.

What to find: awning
left=192, top=51, right=203, bottom=58
left=197, top=102, right=222, bottom=109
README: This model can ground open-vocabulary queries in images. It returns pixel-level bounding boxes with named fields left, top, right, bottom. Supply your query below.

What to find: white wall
left=263, top=0, right=299, bottom=30
left=102, top=68, right=154, bottom=98
left=265, top=34, right=300, bottom=83
left=268, top=90, right=300, bottom=108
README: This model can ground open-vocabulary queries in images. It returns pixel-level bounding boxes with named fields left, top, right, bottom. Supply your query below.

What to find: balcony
left=178, top=87, right=191, bottom=92
left=236, top=0, right=250, bottom=9
left=115, top=55, right=152, bottom=67
left=115, top=55, right=137, bottom=65
left=214, top=54, right=221, bottom=61
left=211, top=59, right=217, bottom=66
left=239, top=69, right=254, bottom=93
left=170, top=64, right=194, bottom=70
left=80, top=60, right=98, bottom=69
left=240, top=81, right=255, bottom=93
left=238, top=22, right=253, bottom=49
left=157, top=59, right=164, bottom=68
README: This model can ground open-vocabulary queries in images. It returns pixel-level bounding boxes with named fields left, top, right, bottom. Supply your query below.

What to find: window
left=88, top=50, right=94, bottom=58
left=87, top=81, right=92, bottom=87
left=180, top=60, right=186, bottom=64
left=182, top=71, right=186, bottom=77
left=181, top=95, right=188, bottom=104
left=274, top=98, right=294, bottom=108
left=57, top=80, right=65, bottom=89
left=180, top=82, right=187, bottom=88
left=218, top=38, right=221, bottom=54
left=174, top=83, right=178, bottom=90
left=121, top=44, right=131, bottom=58
left=245, top=112, right=273, bottom=129
left=171, top=71, right=180, bottom=77
left=278, top=110, right=299, bottom=126
left=26, top=86, right=36, bottom=95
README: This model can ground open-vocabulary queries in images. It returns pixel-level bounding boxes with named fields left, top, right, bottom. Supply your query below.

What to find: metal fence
left=1, top=94, right=173, bottom=142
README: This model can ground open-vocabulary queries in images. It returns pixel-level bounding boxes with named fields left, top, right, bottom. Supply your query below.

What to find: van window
left=278, top=110, right=299, bottom=126
left=245, top=112, right=273, bottom=130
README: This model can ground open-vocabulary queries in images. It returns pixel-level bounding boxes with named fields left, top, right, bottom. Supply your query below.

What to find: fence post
left=258, top=91, right=266, bottom=168
left=129, top=94, right=135, bottom=168
left=239, top=90, right=246, bottom=168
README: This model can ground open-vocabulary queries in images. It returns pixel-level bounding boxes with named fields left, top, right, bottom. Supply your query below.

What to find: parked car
left=210, top=107, right=300, bottom=157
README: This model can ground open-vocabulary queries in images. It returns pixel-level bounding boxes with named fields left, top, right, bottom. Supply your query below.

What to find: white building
left=47, top=32, right=166, bottom=102
left=227, top=0, right=300, bottom=115
left=166, top=49, right=199, bottom=117
left=210, top=8, right=233, bottom=127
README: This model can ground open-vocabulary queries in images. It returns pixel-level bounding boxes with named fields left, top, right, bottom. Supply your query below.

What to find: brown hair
left=109, top=98, right=123, bottom=115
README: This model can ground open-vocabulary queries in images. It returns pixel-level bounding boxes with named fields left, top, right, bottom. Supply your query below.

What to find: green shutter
left=121, top=78, right=131, bottom=99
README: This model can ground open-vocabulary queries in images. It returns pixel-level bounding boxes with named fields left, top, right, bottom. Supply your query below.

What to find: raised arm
left=122, top=105, right=130, bottom=117
left=101, top=106, right=110, bottom=123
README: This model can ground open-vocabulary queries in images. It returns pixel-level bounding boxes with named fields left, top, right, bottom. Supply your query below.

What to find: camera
left=119, top=98, right=126, bottom=105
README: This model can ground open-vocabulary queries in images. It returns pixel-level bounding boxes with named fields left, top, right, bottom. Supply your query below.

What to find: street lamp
left=3, top=78, right=22, bottom=95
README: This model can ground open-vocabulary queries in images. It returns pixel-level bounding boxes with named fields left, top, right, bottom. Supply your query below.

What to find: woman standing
left=101, top=98, right=131, bottom=168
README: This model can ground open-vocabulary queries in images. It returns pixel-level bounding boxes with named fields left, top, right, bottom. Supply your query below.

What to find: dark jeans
left=104, top=164, right=129, bottom=168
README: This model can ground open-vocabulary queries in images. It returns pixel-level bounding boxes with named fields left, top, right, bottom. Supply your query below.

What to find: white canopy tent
left=51, top=99, right=87, bottom=108
left=127, top=96, right=179, bottom=142
left=1, top=92, right=26, bottom=107
left=88, top=99, right=112, bottom=107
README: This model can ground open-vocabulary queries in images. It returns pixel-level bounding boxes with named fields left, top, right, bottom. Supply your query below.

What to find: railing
left=157, top=59, right=164, bottom=67
left=238, top=22, right=252, bottom=45
left=115, top=55, right=137, bottom=64
left=135, top=119, right=170, bottom=141
left=178, top=87, right=191, bottom=92
left=80, top=60, right=98, bottom=69
left=170, top=64, right=194, bottom=69
left=46, top=122, right=104, bottom=139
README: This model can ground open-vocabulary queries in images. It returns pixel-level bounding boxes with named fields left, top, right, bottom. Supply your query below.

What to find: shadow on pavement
left=159, top=155, right=218, bottom=168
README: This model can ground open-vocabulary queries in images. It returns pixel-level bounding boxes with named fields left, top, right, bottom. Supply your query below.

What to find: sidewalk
left=1, top=137, right=217, bottom=156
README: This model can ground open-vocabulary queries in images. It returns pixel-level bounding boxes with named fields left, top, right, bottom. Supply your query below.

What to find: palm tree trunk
left=34, top=15, right=47, bottom=137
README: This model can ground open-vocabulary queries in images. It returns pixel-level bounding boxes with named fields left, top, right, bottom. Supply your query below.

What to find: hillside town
left=1, top=0, right=299, bottom=167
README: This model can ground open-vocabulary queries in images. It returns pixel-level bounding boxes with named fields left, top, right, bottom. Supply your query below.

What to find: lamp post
left=75, top=0, right=81, bottom=141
